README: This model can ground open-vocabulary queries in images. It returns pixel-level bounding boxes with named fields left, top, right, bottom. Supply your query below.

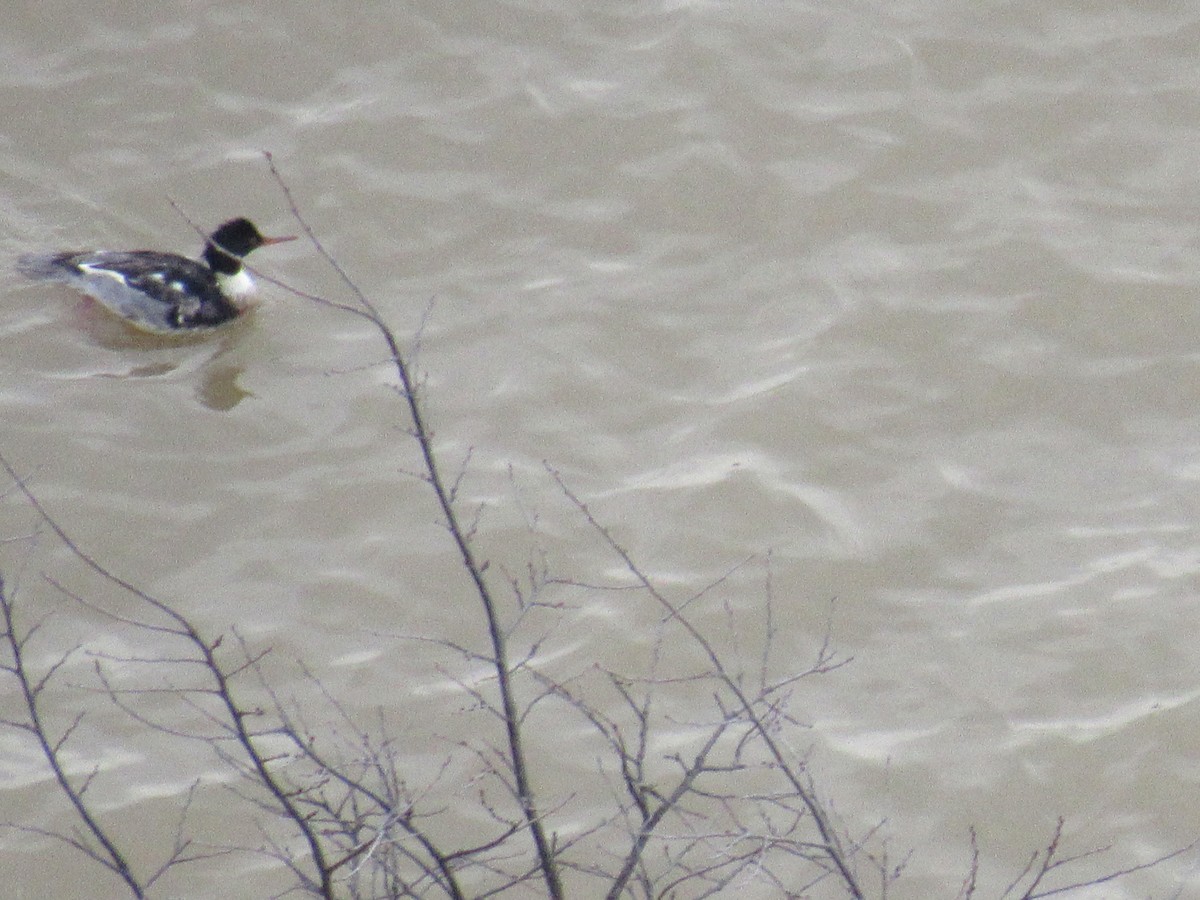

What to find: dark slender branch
left=603, top=716, right=733, bottom=900
left=1015, top=818, right=1194, bottom=899
left=267, top=679, right=470, bottom=900
left=0, top=454, right=337, bottom=898
left=547, top=464, right=867, bottom=900
left=263, top=150, right=563, bottom=900
left=4, top=168, right=1191, bottom=900
left=0, top=576, right=145, bottom=898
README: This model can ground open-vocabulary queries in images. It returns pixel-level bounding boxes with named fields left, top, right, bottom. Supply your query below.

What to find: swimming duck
left=17, top=218, right=296, bottom=333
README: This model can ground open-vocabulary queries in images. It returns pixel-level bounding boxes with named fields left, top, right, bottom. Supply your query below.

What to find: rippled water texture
left=2, top=2, right=1200, bottom=897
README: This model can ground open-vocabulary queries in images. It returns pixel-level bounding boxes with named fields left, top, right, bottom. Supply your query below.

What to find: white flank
left=78, top=263, right=130, bottom=283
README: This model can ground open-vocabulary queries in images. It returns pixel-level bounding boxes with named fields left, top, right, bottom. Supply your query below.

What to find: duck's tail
left=16, top=252, right=71, bottom=281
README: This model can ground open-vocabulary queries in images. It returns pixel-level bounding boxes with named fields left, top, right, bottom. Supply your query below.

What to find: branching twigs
left=543, top=461, right=1197, bottom=897
left=253, top=660, right=470, bottom=900
left=260, top=155, right=1195, bottom=898
left=0, top=575, right=145, bottom=898
left=0, top=453, right=337, bottom=898
left=262, top=151, right=563, bottom=900
left=4, top=160, right=1195, bottom=899
left=258, top=156, right=852, bottom=896
left=545, top=462, right=869, bottom=900
left=997, top=817, right=1193, bottom=899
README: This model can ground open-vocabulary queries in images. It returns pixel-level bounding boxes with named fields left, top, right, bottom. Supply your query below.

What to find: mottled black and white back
left=16, top=217, right=296, bottom=335
left=17, top=249, right=242, bottom=332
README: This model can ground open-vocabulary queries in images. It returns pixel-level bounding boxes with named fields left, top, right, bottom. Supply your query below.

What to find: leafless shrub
left=0, top=157, right=1192, bottom=898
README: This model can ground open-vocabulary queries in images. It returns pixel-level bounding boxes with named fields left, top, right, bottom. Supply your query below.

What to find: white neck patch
left=217, top=267, right=255, bottom=299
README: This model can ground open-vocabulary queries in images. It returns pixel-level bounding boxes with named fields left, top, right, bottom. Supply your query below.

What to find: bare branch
left=546, top=463, right=868, bottom=900
left=0, top=575, right=146, bottom=897
left=264, top=150, right=564, bottom=900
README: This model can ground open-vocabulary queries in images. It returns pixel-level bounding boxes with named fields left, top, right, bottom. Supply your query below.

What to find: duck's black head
left=204, top=218, right=297, bottom=274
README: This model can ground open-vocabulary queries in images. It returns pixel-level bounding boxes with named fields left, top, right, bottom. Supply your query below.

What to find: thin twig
left=262, top=151, right=563, bottom=900
left=0, top=453, right=337, bottom=898
left=0, top=576, right=145, bottom=897
left=547, top=463, right=867, bottom=900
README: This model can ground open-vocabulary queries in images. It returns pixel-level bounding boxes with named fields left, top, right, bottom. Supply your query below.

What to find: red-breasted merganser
left=17, top=218, right=297, bottom=334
